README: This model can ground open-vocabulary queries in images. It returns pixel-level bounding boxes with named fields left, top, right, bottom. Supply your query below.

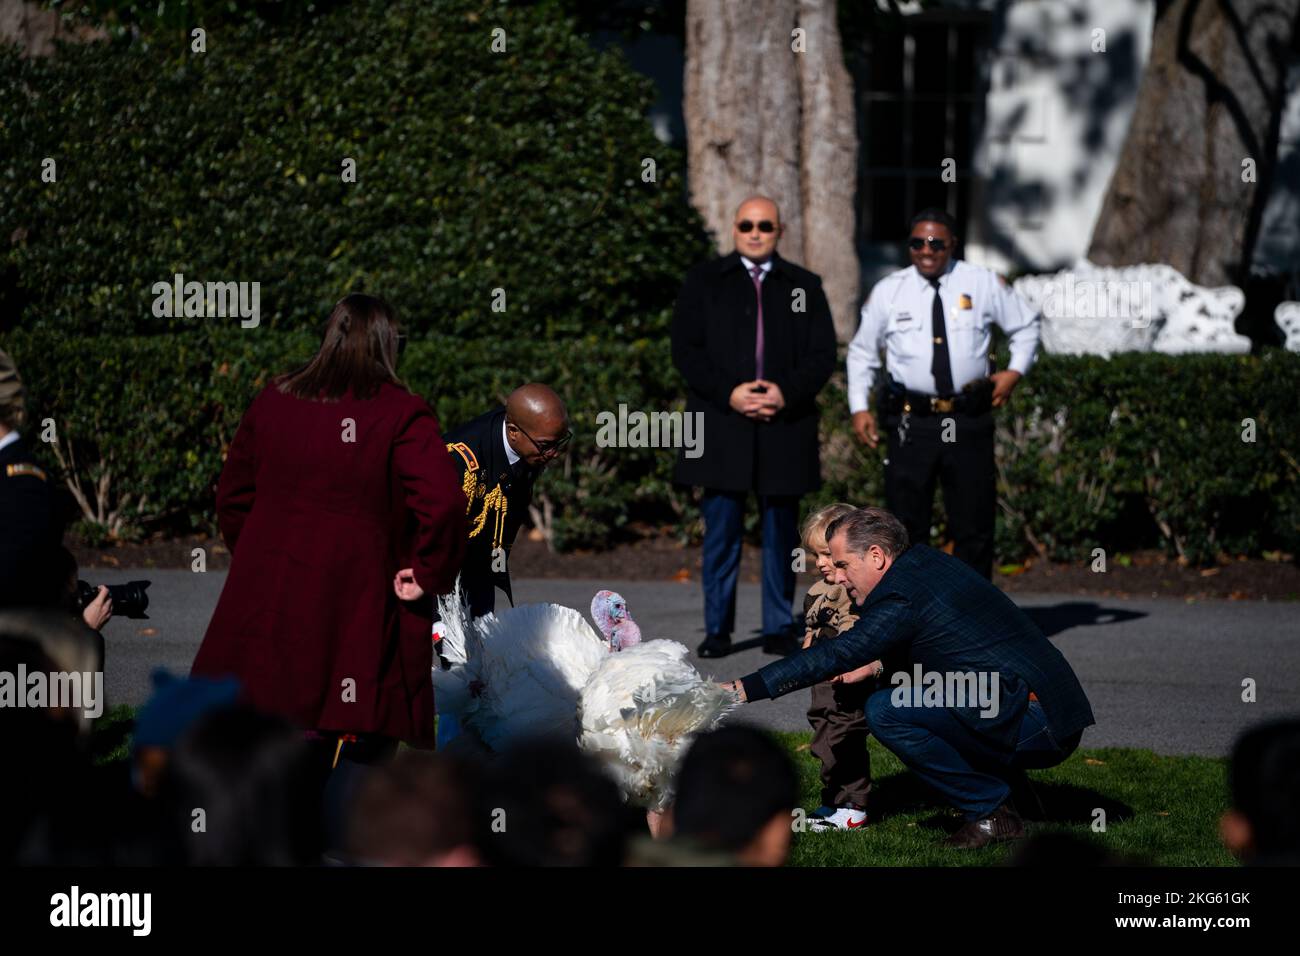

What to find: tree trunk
left=795, top=0, right=860, bottom=343
left=1088, top=0, right=1300, bottom=287
left=684, top=0, right=860, bottom=341
left=0, top=0, right=104, bottom=57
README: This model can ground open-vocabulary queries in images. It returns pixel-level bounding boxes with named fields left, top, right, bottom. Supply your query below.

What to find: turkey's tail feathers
left=434, top=576, right=473, bottom=666
left=578, top=641, right=739, bottom=810
left=441, top=600, right=603, bottom=749
left=431, top=576, right=482, bottom=718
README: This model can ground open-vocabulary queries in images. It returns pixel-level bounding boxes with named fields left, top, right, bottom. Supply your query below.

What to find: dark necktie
left=749, top=264, right=765, bottom=379
left=929, top=277, right=955, bottom=396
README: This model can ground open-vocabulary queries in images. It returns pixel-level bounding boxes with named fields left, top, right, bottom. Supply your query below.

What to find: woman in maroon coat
left=191, top=294, right=467, bottom=752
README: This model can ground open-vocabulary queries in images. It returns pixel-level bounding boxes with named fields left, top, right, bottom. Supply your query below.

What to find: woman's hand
left=393, top=569, right=425, bottom=601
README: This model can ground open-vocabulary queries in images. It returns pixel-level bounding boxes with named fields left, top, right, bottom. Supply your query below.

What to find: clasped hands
left=730, top=380, right=785, bottom=421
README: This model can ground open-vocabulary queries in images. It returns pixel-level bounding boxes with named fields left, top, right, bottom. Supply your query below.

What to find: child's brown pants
left=807, top=678, right=873, bottom=810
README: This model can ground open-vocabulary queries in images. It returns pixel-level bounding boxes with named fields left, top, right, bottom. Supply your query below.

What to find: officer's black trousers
left=881, top=410, right=996, bottom=579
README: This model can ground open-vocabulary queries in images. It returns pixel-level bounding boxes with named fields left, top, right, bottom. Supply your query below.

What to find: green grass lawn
left=775, top=731, right=1236, bottom=867
left=90, top=704, right=137, bottom=767
left=91, top=707, right=1235, bottom=867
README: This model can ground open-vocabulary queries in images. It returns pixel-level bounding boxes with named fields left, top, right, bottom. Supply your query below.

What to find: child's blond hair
left=800, top=502, right=857, bottom=552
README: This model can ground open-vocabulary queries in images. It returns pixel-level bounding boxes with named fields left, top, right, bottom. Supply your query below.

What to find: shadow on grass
left=868, top=769, right=1134, bottom=834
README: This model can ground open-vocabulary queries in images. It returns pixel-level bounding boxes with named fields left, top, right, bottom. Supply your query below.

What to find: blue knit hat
left=131, top=668, right=243, bottom=751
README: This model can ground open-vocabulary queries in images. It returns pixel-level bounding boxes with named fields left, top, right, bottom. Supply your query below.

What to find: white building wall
left=966, top=0, right=1155, bottom=275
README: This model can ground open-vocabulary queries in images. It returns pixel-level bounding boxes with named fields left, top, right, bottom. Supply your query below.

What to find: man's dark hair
left=909, top=207, right=959, bottom=237
left=1229, top=719, right=1300, bottom=859
left=825, top=507, right=910, bottom=559
left=347, top=750, right=481, bottom=865
left=473, top=736, right=634, bottom=867
left=672, top=725, right=798, bottom=852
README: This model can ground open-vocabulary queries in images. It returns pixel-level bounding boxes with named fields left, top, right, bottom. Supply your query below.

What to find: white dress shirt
left=847, top=259, right=1040, bottom=413
left=501, top=420, right=520, bottom=466
left=740, top=255, right=772, bottom=280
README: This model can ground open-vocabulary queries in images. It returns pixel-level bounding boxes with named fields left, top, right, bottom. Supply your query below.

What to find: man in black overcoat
left=671, top=196, right=837, bottom=658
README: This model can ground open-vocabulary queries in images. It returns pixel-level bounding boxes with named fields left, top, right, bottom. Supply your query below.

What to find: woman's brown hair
left=278, top=293, right=406, bottom=401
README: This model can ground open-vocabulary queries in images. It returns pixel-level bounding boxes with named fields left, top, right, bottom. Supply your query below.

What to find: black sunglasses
left=509, top=419, right=573, bottom=457
left=736, top=220, right=776, bottom=234
left=908, top=237, right=948, bottom=251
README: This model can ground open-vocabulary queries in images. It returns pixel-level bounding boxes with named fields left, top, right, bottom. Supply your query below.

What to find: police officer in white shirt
left=846, top=208, right=1040, bottom=578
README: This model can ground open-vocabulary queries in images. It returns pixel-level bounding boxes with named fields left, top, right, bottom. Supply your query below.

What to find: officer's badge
left=448, top=442, right=479, bottom=471
left=958, top=294, right=973, bottom=310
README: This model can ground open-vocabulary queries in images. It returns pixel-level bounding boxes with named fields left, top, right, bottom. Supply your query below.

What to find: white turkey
left=577, top=639, right=736, bottom=810
left=432, top=582, right=735, bottom=810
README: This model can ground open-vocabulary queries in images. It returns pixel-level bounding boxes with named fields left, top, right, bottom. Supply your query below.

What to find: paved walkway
left=93, top=570, right=1299, bottom=757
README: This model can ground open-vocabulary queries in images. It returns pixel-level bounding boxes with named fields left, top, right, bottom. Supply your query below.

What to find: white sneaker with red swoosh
left=808, top=807, right=868, bottom=831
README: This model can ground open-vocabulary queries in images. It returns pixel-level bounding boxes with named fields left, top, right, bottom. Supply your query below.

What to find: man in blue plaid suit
left=723, top=506, right=1094, bottom=848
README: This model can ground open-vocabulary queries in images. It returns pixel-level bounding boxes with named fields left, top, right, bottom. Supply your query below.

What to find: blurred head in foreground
left=161, top=706, right=323, bottom=866
left=131, top=669, right=242, bottom=798
left=347, top=750, right=483, bottom=866
left=671, top=725, right=799, bottom=866
left=1221, top=718, right=1300, bottom=865
left=474, top=736, right=633, bottom=867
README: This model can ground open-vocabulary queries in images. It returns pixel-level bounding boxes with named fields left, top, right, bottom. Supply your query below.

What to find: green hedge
left=0, top=0, right=709, bottom=338
left=6, top=326, right=1298, bottom=565
left=806, top=351, right=1300, bottom=566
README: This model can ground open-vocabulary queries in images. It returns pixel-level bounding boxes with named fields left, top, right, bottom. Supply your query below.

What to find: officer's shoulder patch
left=6, top=462, right=47, bottom=481
left=447, top=442, right=479, bottom=471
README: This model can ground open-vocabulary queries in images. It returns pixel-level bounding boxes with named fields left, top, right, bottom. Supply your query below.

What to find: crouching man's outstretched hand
left=718, top=680, right=748, bottom=703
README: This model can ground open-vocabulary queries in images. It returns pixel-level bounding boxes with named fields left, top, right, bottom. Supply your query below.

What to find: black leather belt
left=899, top=388, right=969, bottom=415
left=878, top=376, right=993, bottom=417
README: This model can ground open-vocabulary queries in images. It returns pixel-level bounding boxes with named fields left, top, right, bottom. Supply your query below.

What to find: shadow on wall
left=974, top=0, right=1146, bottom=274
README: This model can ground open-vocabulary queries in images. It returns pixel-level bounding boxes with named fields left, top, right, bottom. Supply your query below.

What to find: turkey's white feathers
left=466, top=603, right=606, bottom=750
left=434, top=582, right=474, bottom=666
left=578, top=640, right=738, bottom=810
left=432, top=583, right=735, bottom=808
left=431, top=582, right=482, bottom=719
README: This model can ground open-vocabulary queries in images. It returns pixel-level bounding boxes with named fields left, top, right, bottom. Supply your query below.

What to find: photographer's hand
left=82, top=585, right=113, bottom=630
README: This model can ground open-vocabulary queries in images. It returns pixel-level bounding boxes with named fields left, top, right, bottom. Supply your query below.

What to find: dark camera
left=77, top=579, right=151, bottom=619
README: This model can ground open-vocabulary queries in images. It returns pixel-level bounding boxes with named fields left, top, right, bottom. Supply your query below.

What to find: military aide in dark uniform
left=0, top=348, right=62, bottom=609
left=0, top=348, right=114, bottom=647
left=443, top=383, right=570, bottom=616
left=847, top=208, right=1040, bottom=579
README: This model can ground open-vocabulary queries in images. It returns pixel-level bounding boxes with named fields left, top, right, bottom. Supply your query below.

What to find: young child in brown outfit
left=801, top=504, right=883, bottom=831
